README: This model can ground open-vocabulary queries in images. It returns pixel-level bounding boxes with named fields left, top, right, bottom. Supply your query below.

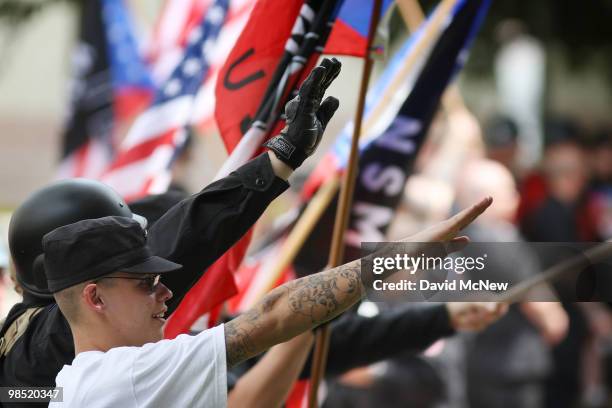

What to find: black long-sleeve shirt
left=0, top=154, right=288, bottom=391
left=227, top=303, right=454, bottom=388
left=308, top=303, right=454, bottom=378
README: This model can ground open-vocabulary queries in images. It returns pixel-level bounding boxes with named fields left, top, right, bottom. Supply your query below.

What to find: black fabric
left=301, top=303, right=454, bottom=378
left=43, top=216, right=181, bottom=293
left=227, top=303, right=454, bottom=386
left=0, top=153, right=288, bottom=391
left=128, top=185, right=189, bottom=225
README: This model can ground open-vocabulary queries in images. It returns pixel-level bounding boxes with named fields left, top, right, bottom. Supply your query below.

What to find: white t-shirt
left=51, top=324, right=227, bottom=407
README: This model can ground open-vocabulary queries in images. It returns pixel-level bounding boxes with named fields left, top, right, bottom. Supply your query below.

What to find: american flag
left=147, top=0, right=256, bottom=131
left=101, top=0, right=229, bottom=201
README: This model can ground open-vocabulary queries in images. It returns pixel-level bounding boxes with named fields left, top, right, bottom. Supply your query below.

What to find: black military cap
left=43, top=216, right=182, bottom=293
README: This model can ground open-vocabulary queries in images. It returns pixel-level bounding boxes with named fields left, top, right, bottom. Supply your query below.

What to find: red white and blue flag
left=101, top=0, right=229, bottom=201
left=104, top=0, right=155, bottom=122
left=147, top=0, right=256, bottom=131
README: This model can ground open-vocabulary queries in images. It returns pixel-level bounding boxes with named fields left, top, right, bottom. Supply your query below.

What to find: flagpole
left=363, top=0, right=458, bottom=127
left=239, top=176, right=340, bottom=309
left=308, top=1, right=383, bottom=406
left=244, top=0, right=463, bottom=308
left=396, top=0, right=466, bottom=113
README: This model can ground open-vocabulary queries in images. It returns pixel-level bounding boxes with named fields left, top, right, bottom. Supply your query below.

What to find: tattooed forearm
left=286, top=260, right=363, bottom=324
left=225, top=308, right=259, bottom=367
left=225, top=289, right=286, bottom=367
left=224, top=260, right=364, bottom=367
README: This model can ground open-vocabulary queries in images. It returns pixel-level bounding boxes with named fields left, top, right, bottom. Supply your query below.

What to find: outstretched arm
left=224, top=197, right=493, bottom=367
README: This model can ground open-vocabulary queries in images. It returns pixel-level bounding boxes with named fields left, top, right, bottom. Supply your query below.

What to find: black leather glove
left=264, top=57, right=341, bottom=169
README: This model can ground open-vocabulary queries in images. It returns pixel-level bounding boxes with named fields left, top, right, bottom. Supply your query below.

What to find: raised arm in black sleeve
left=147, top=153, right=289, bottom=313
left=0, top=154, right=287, bottom=390
left=299, top=303, right=455, bottom=378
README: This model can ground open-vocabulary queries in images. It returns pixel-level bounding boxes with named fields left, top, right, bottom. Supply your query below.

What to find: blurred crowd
left=321, top=108, right=612, bottom=408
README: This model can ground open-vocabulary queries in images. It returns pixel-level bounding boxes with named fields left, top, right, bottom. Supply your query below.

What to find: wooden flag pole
left=240, top=176, right=340, bottom=309
left=396, top=0, right=466, bottom=113
left=363, top=0, right=459, bottom=128
left=307, top=1, right=383, bottom=406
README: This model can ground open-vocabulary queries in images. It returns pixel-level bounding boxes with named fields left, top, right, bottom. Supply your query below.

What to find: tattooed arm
left=224, top=197, right=493, bottom=367
left=225, top=259, right=363, bottom=367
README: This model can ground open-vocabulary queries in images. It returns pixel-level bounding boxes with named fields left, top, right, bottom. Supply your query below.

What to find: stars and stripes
left=148, top=0, right=256, bottom=131
left=100, top=0, right=229, bottom=201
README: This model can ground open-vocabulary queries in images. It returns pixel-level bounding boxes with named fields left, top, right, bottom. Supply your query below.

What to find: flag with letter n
left=101, top=0, right=229, bottom=201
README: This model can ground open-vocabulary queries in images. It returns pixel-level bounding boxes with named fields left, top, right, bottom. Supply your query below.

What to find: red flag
left=214, top=0, right=305, bottom=152
left=164, top=231, right=250, bottom=338
left=166, top=1, right=340, bottom=337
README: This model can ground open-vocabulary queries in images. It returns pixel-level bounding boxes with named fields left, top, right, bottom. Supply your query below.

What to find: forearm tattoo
left=225, top=260, right=363, bottom=367
left=225, top=289, right=285, bottom=367
left=285, top=261, right=362, bottom=324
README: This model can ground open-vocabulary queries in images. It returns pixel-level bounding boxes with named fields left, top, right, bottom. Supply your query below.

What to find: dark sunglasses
left=95, top=274, right=161, bottom=293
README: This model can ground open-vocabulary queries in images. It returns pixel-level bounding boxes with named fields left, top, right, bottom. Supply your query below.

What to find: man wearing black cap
left=1, top=58, right=342, bottom=395
left=45, top=194, right=493, bottom=407
left=44, top=216, right=221, bottom=406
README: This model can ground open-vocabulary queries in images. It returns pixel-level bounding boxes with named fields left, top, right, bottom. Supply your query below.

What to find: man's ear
left=82, top=283, right=105, bottom=313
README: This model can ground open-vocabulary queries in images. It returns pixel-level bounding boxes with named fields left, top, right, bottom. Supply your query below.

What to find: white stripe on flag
left=120, top=95, right=193, bottom=150
left=101, top=143, right=175, bottom=197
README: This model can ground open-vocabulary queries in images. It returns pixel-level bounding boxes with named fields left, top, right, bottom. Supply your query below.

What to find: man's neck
left=72, top=327, right=114, bottom=355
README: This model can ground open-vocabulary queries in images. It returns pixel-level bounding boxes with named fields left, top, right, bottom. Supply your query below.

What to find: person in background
left=454, top=159, right=568, bottom=408
left=483, top=115, right=521, bottom=178
left=518, top=118, right=595, bottom=408
left=584, top=128, right=612, bottom=241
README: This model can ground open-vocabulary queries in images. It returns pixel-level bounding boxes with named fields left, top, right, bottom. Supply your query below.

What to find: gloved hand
left=264, top=57, right=341, bottom=169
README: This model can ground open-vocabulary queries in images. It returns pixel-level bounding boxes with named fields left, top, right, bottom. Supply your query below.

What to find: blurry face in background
left=543, top=142, right=589, bottom=204
left=456, top=159, right=519, bottom=224
left=486, top=171, right=519, bottom=222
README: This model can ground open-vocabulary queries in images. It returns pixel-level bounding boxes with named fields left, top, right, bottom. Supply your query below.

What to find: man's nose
left=155, top=282, right=173, bottom=303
